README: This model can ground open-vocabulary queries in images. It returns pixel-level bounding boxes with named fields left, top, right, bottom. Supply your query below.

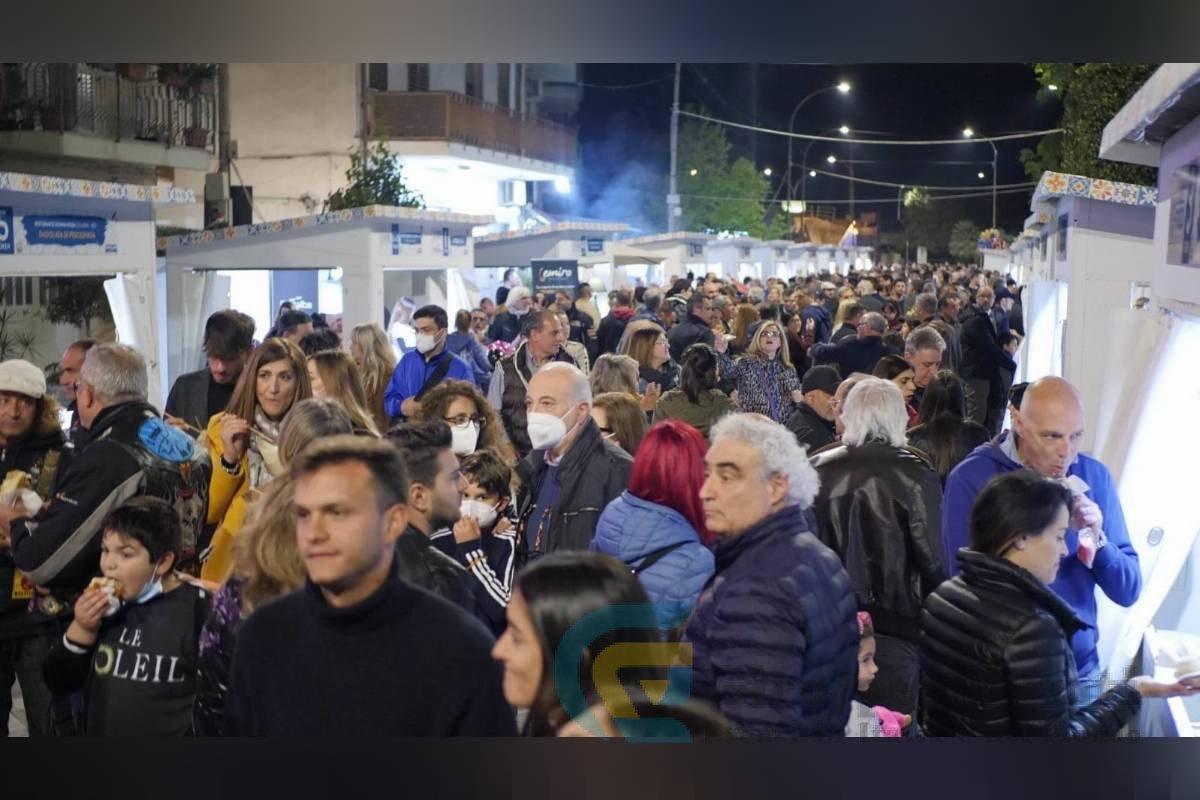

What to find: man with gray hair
left=904, top=326, right=946, bottom=411
left=809, top=378, right=945, bottom=715
left=10, top=343, right=209, bottom=600
left=684, top=413, right=859, bottom=736
left=808, top=312, right=898, bottom=378
left=513, top=362, right=632, bottom=561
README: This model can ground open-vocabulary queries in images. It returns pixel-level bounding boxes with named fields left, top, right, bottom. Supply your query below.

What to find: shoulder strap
left=631, top=541, right=689, bottom=575
left=414, top=354, right=454, bottom=401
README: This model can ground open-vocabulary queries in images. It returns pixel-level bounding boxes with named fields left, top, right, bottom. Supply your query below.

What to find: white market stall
left=787, top=243, right=875, bottom=277
left=619, top=232, right=712, bottom=281
left=705, top=236, right=763, bottom=280
left=0, top=170, right=195, bottom=407
left=1087, top=63, right=1200, bottom=735
left=577, top=241, right=667, bottom=297
left=474, top=221, right=628, bottom=300
left=161, top=205, right=490, bottom=387
left=752, top=240, right=794, bottom=280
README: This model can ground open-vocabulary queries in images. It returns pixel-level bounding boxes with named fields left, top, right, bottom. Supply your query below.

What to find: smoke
left=585, top=160, right=667, bottom=235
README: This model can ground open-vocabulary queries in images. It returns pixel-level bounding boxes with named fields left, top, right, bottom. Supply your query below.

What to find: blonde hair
left=833, top=298, right=860, bottom=329
left=616, top=318, right=660, bottom=356
left=349, top=323, right=396, bottom=429
left=622, top=324, right=666, bottom=371
left=308, top=350, right=379, bottom=435
left=232, top=476, right=305, bottom=612
left=278, top=398, right=356, bottom=464
left=748, top=320, right=792, bottom=368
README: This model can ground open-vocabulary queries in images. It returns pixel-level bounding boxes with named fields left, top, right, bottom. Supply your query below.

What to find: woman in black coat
left=920, top=471, right=1197, bottom=737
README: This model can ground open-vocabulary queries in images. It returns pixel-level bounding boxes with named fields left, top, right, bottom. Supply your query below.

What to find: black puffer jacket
left=920, top=549, right=1142, bottom=737
left=784, top=402, right=836, bottom=454
left=809, top=440, right=945, bottom=642
left=515, top=417, right=632, bottom=558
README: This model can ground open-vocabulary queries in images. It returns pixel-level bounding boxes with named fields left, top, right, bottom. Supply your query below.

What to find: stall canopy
left=0, top=170, right=194, bottom=408
left=161, top=205, right=490, bottom=387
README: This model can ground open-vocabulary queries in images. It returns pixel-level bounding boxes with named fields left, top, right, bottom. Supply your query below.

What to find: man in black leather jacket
left=385, top=421, right=478, bottom=618
left=809, top=377, right=945, bottom=715
left=785, top=365, right=840, bottom=453
left=10, top=344, right=207, bottom=600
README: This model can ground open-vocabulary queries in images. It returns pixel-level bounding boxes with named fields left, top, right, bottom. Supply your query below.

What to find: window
left=407, top=63, right=429, bottom=92
left=465, top=64, right=483, bottom=100
left=497, top=64, right=511, bottom=108
left=367, top=63, right=388, bottom=91
left=0, top=276, right=34, bottom=306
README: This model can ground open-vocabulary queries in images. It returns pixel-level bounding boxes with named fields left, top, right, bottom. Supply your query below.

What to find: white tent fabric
left=104, top=272, right=162, bottom=408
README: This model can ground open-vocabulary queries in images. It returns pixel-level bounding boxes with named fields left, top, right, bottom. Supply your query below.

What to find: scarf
left=247, top=407, right=283, bottom=490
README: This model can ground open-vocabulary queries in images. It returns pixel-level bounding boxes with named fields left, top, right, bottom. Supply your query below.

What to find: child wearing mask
left=845, top=611, right=911, bottom=738
left=445, top=449, right=519, bottom=635
left=43, top=497, right=212, bottom=736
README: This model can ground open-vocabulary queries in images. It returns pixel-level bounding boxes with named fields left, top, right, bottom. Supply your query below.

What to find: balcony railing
left=367, top=91, right=576, bottom=167
left=0, top=63, right=217, bottom=154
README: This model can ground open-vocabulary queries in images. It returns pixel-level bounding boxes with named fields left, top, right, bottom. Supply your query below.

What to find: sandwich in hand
left=87, top=576, right=124, bottom=617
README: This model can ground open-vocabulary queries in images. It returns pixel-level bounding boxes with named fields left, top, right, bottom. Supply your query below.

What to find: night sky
left=569, top=64, right=1060, bottom=235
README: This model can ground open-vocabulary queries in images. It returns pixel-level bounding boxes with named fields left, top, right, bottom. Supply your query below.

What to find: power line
left=803, top=165, right=1037, bottom=191
left=580, top=73, right=674, bottom=90
left=680, top=184, right=1036, bottom=205
left=679, top=109, right=1063, bottom=146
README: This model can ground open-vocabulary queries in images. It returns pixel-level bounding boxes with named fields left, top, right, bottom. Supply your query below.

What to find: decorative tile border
left=622, top=231, right=713, bottom=246
left=160, top=205, right=493, bottom=250
left=476, top=220, right=628, bottom=244
left=0, top=170, right=195, bottom=205
left=1033, top=170, right=1156, bottom=208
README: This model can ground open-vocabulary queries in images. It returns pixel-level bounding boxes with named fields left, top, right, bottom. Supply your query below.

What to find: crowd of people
left=0, top=260, right=1195, bottom=739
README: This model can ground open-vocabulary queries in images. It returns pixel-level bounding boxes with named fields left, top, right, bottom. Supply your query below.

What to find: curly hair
left=414, top=380, right=516, bottom=464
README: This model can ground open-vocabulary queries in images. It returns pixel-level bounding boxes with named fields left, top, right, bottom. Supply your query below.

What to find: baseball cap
left=801, top=365, right=841, bottom=395
left=0, top=359, right=47, bottom=399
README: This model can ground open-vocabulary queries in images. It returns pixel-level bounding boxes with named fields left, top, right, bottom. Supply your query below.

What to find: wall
left=1154, top=112, right=1200, bottom=306
left=227, top=63, right=360, bottom=222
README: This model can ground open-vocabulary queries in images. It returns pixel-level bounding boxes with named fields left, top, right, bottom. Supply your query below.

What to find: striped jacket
left=430, top=521, right=518, bottom=636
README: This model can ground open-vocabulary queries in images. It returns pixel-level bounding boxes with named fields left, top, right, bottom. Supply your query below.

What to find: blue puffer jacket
left=683, top=504, right=859, bottom=737
left=592, top=491, right=715, bottom=631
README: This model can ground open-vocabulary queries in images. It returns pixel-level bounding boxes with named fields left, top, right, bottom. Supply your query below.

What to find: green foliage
left=900, top=188, right=968, bottom=258
left=949, top=219, right=982, bottom=261
left=41, top=277, right=112, bottom=336
left=0, top=309, right=39, bottom=362
left=1024, top=63, right=1158, bottom=186
left=324, top=138, right=424, bottom=212
left=678, top=110, right=782, bottom=239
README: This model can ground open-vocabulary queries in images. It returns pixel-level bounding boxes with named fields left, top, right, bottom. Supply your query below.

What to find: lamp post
left=786, top=82, right=850, bottom=209
left=799, top=126, right=851, bottom=208
left=963, top=127, right=998, bottom=229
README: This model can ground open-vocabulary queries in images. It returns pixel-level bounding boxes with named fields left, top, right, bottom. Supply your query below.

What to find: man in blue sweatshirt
left=942, top=376, right=1140, bottom=708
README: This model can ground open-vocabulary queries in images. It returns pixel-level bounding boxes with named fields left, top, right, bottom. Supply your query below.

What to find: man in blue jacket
left=942, top=376, right=1140, bottom=707
left=383, top=305, right=473, bottom=422
left=684, top=413, right=858, bottom=736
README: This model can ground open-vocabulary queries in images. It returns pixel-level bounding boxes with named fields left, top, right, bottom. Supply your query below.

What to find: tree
left=324, top=138, right=424, bottom=211
left=677, top=110, right=783, bottom=239
left=1020, top=63, right=1158, bottom=185
left=949, top=219, right=982, bottom=262
left=901, top=188, right=961, bottom=258
left=42, top=277, right=112, bottom=337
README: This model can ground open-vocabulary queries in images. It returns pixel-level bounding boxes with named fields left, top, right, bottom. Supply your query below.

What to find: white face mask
left=415, top=332, right=439, bottom=354
left=526, top=407, right=574, bottom=451
left=450, top=421, right=480, bottom=455
left=460, top=498, right=499, bottom=529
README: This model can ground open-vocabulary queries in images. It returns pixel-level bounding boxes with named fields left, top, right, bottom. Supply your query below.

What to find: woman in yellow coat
left=202, top=338, right=310, bottom=582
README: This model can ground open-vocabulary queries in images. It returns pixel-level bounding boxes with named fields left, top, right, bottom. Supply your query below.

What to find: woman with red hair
left=590, top=419, right=715, bottom=633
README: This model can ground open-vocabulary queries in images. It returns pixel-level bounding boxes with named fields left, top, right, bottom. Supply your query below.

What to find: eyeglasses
left=444, top=414, right=484, bottom=428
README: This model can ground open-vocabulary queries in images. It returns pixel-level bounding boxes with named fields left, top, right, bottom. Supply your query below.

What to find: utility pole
left=667, top=62, right=681, bottom=233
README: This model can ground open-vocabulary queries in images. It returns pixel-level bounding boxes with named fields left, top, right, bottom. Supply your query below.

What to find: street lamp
left=763, top=167, right=772, bottom=177
left=809, top=170, right=817, bottom=177
left=689, top=168, right=698, bottom=177
left=786, top=82, right=852, bottom=208
left=978, top=171, right=986, bottom=179
left=826, top=155, right=837, bottom=164
left=839, top=125, right=850, bottom=135
left=962, top=126, right=998, bottom=228
left=1047, top=84, right=1059, bottom=92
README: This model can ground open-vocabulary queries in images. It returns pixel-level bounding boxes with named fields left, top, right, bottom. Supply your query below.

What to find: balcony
left=366, top=91, right=576, bottom=169
left=0, top=63, right=217, bottom=171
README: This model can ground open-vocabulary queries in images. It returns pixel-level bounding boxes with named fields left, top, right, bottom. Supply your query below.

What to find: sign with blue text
left=1, top=212, right=117, bottom=255
left=0, top=207, right=12, bottom=255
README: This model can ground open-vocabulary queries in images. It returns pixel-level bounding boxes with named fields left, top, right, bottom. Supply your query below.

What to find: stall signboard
left=1167, top=161, right=1199, bottom=268
left=391, top=224, right=423, bottom=255
left=532, top=259, right=579, bottom=294
left=0, top=210, right=116, bottom=255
